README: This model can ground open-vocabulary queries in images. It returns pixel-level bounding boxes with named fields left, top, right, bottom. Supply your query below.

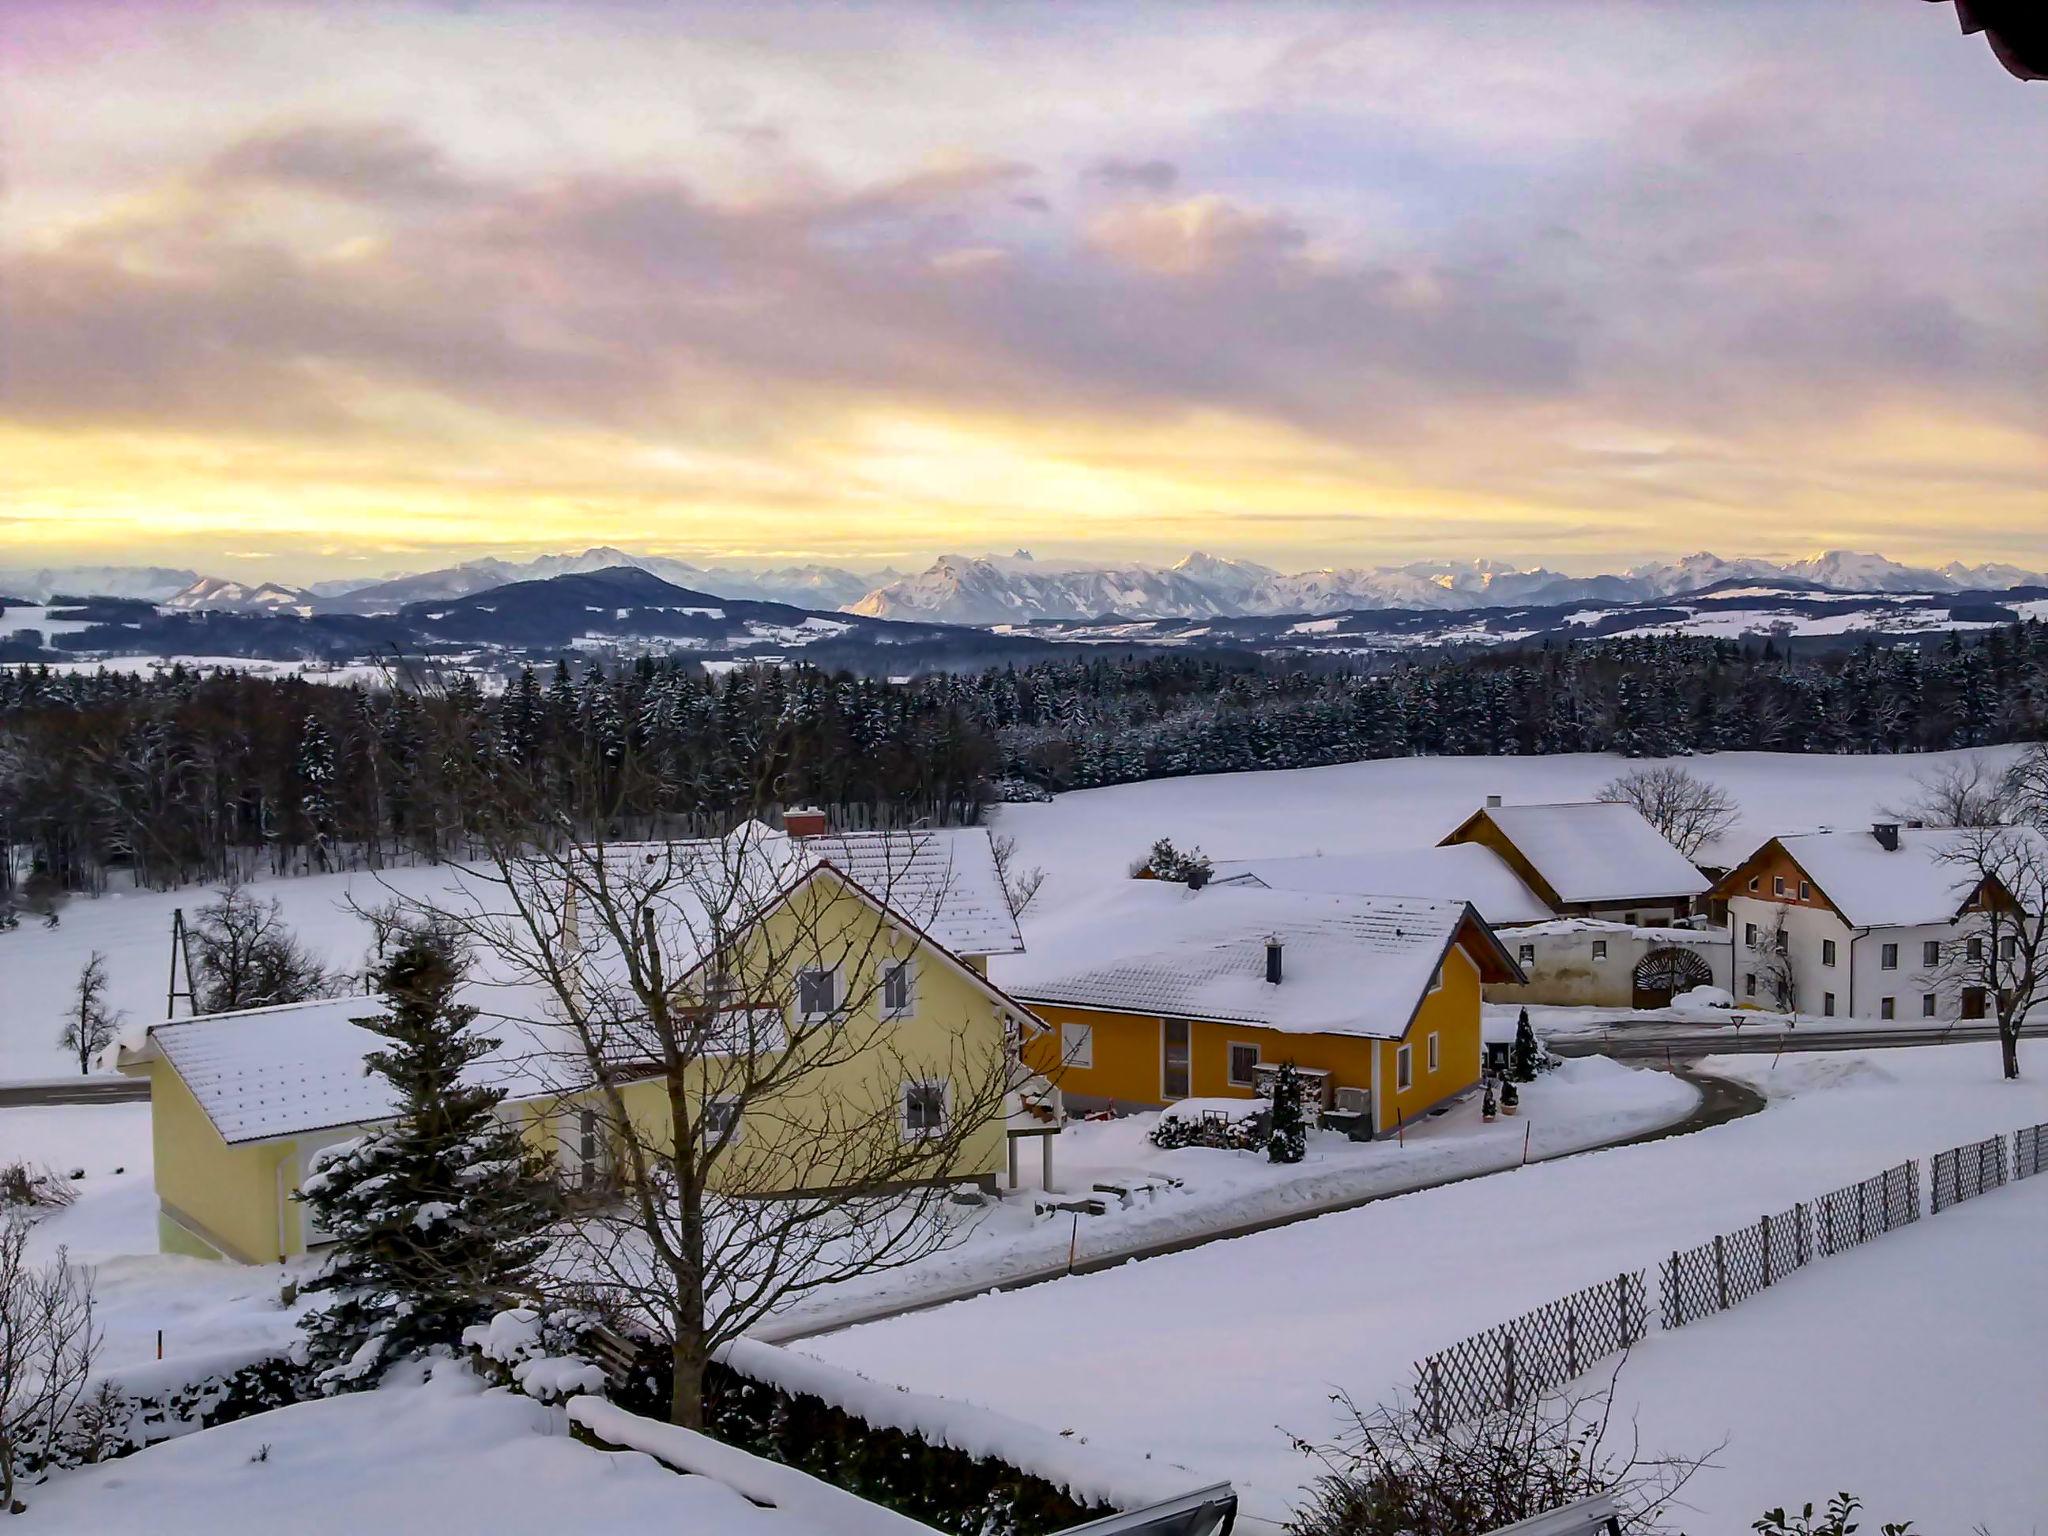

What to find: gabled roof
left=1440, top=802, right=1710, bottom=906
left=1210, top=843, right=1555, bottom=926
left=1001, top=882, right=1521, bottom=1040
left=1716, top=825, right=2048, bottom=929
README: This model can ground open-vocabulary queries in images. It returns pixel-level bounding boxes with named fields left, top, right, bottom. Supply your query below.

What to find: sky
left=2, top=0, right=2044, bottom=586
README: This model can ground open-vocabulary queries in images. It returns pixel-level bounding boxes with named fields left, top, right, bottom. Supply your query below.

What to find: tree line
left=5, top=621, right=2046, bottom=896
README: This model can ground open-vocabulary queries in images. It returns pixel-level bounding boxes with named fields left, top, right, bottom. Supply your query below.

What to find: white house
left=1713, top=822, right=2037, bottom=1022
left=1436, top=799, right=1710, bottom=927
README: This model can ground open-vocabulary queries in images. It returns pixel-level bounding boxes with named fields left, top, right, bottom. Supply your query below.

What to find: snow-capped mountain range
left=846, top=549, right=2048, bottom=624
left=10, top=546, right=2044, bottom=625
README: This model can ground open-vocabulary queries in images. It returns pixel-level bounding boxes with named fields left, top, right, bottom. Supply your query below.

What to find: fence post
left=1714, top=1233, right=1728, bottom=1312
left=1566, top=1304, right=1580, bottom=1379
left=1859, top=1178, right=1870, bottom=1241
left=1503, top=1332, right=1518, bottom=1410
left=1429, top=1358, right=1444, bottom=1433
left=1760, top=1211, right=1773, bottom=1287
left=1795, top=1201, right=1808, bottom=1267
left=1617, top=1272, right=1634, bottom=1344
left=1821, top=1195, right=1834, bottom=1256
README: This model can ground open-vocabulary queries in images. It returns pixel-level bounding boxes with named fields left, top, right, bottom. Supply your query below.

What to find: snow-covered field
left=799, top=1045, right=2048, bottom=1527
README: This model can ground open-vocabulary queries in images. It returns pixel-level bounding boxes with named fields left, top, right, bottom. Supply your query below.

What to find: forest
left=3, top=620, right=2045, bottom=898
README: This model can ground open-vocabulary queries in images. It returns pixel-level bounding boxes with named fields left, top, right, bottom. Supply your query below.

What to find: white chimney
left=1486, top=794, right=1503, bottom=809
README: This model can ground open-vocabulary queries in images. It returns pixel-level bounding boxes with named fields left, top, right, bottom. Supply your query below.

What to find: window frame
left=1773, top=876, right=1786, bottom=896
left=1879, top=997, right=1895, bottom=1021
left=1226, top=1041, right=1261, bottom=1089
left=1059, top=1020, right=1094, bottom=1072
left=1822, top=992, right=1836, bottom=1017
left=900, top=1078, right=951, bottom=1140
left=701, top=1095, right=743, bottom=1147
left=879, top=957, right=917, bottom=1019
left=794, top=964, right=841, bottom=1023
left=1821, top=939, right=1836, bottom=967
left=1880, top=942, right=1899, bottom=971
left=1395, top=1043, right=1413, bottom=1092
left=1517, top=943, right=1536, bottom=967
left=1923, top=940, right=1941, bottom=968
left=1426, top=1031, right=1441, bottom=1074
left=1922, top=993, right=1938, bottom=1017
left=1590, top=940, right=1608, bottom=962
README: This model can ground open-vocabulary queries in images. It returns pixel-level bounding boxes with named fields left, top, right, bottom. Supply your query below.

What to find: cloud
left=205, top=121, right=466, bottom=203
left=1089, top=157, right=1179, bottom=192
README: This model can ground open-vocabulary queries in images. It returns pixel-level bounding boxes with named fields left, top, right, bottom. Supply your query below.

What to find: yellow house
left=1013, top=882, right=1522, bottom=1137
left=120, top=824, right=1054, bottom=1263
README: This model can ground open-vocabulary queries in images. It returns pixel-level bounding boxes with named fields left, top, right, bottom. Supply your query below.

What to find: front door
left=1162, top=1018, right=1191, bottom=1100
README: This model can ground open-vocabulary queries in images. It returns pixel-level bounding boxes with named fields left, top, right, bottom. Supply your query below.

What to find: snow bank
left=569, top=1397, right=937, bottom=1535
left=720, top=1337, right=1197, bottom=1511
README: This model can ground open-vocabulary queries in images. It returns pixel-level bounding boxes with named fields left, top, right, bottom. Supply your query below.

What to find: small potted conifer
left=1500, top=1079, right=1520, bottom=1117
left=1481, top=1079, right=1498, bottom=1123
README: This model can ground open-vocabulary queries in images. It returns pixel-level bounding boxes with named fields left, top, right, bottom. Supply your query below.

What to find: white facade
left=1725, top=894, right=1978, bottom=1022
left=1492, top=919, right=1729, bottom=1008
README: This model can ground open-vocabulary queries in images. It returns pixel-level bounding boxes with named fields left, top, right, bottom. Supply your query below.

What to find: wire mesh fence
left=1415, top=1271, right=1647, bottom=1433
left=1813, top=1160, right=1919, bottom=1257
left=2014, top=1122, right=2048, bottom=1182
left=1931, top=1134, right=2008, bottom=1213
left=1413, top=1129, right=2037, bottom=1429
left=1660, top=1201, right=1810, bottom=1330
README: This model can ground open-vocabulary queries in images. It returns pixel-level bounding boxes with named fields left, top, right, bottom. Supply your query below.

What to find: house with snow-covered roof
left=120, top=819, right=1059, bottom=1264
left=1208, top=843, right=1556, bottom=928
left=1712, top=822, right=2046, bottom=1021
left=1007, top=881, right=1522, bottom=1137
left=1438, top=798, right=1710, bottom=926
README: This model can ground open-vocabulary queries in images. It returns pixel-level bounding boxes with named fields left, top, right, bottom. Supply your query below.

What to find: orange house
left=1011, top=883, right=1523, bottom=1138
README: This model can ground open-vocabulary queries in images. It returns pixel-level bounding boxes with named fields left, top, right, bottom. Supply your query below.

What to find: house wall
left=606, top=873, right=1011, bottom=1195
left=1488, top=927, right=1730, bottom=1008
left=1726, top=893, right=1975, bottom=1020
left=149, top=1057, right=298, bottom=1264
left=1022, top=946, right=1485, bottom=1134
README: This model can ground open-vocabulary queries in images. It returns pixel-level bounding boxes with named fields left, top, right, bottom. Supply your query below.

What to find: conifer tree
left=1267, top=1060, right=1307, bottom=1164
left=1511, top=1008, right=1540, bottom=1084
left=296, top=929, right=556, bottom=1390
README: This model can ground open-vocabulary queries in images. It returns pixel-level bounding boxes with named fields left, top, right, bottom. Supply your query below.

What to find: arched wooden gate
left=1633, top=946, right=1713, bottom=1009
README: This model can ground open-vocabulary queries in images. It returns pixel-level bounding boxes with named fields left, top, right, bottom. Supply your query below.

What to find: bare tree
left=989, top=833, right=1046, bottom=919
left=190, top=880, right=332, bottom=1014
left=1916, top=747, right=2048, bottom=1080
left=381, top=734, right=1015, bottom=1430
left=1748, top=907, right=1796, bottom=1015
left=1888, top=759, right=2003, bottom=829
left=55, top=953, right=120, bottom=1076
left=0, top=1218, right=99, bottom=1513
left=1597, top=765, right=1737, bottom=859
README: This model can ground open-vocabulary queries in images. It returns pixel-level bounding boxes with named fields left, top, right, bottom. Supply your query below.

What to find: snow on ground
left=1599, top=1172, right=2048, bottom=1532
left=765, top=1056, right=1696, bottom=1337
left=798, top=1043, right=2048, bottom=1527
left=26, top=1366, right=834, bottom=1534
left=983, top=746, right=2026, bottom=918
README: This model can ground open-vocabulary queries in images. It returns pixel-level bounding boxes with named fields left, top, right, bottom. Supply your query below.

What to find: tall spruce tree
left=1511, top=1008, right=1540, bottom=1084
left=1267, top=1061, right=1307, bottom=1164
left=297, top=929, right=556, bottom=1390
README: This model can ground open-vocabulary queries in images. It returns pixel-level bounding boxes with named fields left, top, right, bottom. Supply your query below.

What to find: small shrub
left=0, top=1162, right=75, bottom=1211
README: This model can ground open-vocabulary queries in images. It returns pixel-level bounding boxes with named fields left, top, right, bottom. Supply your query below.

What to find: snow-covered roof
left=1507, top=917, right=1725, bottom=946
left=1445, top=802, right=1710, bottom=905
left=1210, top=843, right=1555, bottom=926
left=1002, top=882, right=1511, bottom=1039
left=146, top=994, right=569, bottom=1146
left=597, top=823, right=1023, bottom=959
left=1745, top=826, right=2048, bottom=928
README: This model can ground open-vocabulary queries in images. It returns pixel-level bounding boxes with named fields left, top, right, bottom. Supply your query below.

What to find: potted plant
left=1500, top=1079, right=1520, bottom=1117
left=1481, top=1080, right=1498, bottom=1123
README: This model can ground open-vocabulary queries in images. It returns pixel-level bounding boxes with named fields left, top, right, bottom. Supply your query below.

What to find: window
left=1922, top=993, right=1938, bottom=1017
left=2000, top=935, right=2018, bottom=961
left=1880, top=997, right=1895, bottom=1020
left=1427, top=1032, right=1441, bottom=1073
left=1227, top=1042, right=1260, bottom=1088
left=1823, top=992, right=1836, bottom=1017
left=1395, top=1043, right=1413, bottom=1091
left=1821, top=939, right=1836, bottom=967
left=1623, top=912, right=1639, bottom=927
left=1517, top=943, right=1536, bottom=966
left=1924, top=941, right=1941, bottom=967
left=1162, top=1018, right=1191, bottom=1100
left=1798, top=881, right=1811, bottom=901
left=1744, top=972, right=1757, bottom=997
left=880, top=959, right=915, bottom=1018
left=1427, top=961, right=1444, bottom=993
left=1591, top=940, right=1608, bottom=962
left=701, top=1097, right=742, bottom=1145
left=795, top=967, right=839, bottom=1020
left=1775, top=930, right=1789, bottom=956
left=1967, top=936, right=1984, bottom=962
left=1060, top=1021, right=1094, bottom=1071
left=1773, top=876, right=1786, bottom=896
left=1744, top=922, right=1758, bottom=947
left=1880, top=943, right=1898, bottom=971
left=901, top=1079, right=949, bottom=1138
left=1747, top=876, right=1759, bottom=892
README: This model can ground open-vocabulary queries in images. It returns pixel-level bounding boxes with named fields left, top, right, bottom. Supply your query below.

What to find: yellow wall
left=1024, top=943, right=1485, bottom=1134
left=149, top=1057, right=298, bottom=1264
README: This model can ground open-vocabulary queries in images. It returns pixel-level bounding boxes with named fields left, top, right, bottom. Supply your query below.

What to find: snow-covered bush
left=1132, top=837, right=1213, bottom=887
left=988, top=777, right=1053, bottom=804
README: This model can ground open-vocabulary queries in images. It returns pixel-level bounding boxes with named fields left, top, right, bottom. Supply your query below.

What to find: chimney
left=783, top=806, right=828, bottom=839
left=1872, top=822, right=1900, bottom=851
left=1265, top=936, right=1284, bottom=985
left=1486, top=794, right=1503, bottom=809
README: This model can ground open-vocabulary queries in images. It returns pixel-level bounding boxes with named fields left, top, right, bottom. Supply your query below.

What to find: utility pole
left=166, top=908, right=198, bottom=1018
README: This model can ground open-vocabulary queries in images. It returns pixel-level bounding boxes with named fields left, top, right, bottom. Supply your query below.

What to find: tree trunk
left=668, top=1330, right=707, bottom=1431
left=2002, top=1024, right=2021, bottom=1080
